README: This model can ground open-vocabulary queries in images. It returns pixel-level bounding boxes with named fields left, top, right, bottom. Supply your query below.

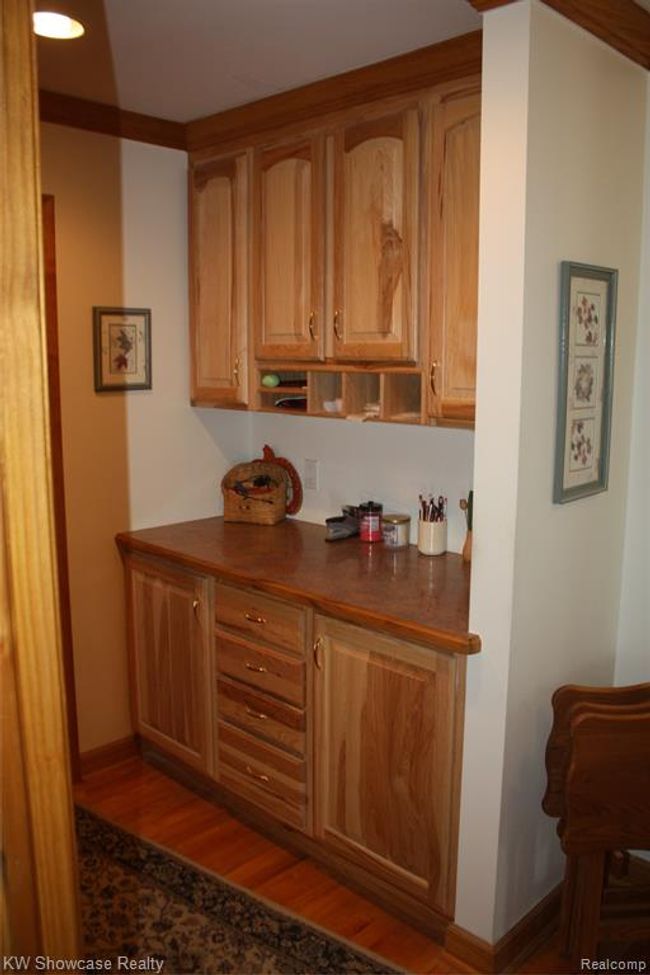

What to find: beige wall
left=457, top=0, right=647, bottom=941
left=39, top=124, right=249, bottom=751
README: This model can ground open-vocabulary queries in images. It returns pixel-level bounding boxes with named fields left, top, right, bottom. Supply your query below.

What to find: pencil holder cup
left=418, top=519, right=447, bottom=556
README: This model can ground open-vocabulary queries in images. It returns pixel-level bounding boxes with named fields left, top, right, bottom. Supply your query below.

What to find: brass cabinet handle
left=333, top=309, right=342, bottom=341
left=245, top=662, right=268, bottom=674
left=245, top=612, right=267, bottom=625
left=308, top=311, right=319, bottom=341
left=245, top=764, right=270, bottom=784
left=245, top=706, right=268, bottom=721
left=313, top=636, right=323, bottom=670
left=430, top=361, right=438, bottom=396
left=233, top=355, right=240, bottom=386
left=192, top=598, right=200, bottom=620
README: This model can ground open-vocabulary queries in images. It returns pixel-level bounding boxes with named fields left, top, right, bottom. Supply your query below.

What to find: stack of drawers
left=213, top=581, right=309, bottom=831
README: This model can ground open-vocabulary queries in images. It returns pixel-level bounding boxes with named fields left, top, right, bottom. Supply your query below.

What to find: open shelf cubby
left=256, top=367, right=423, bottom=424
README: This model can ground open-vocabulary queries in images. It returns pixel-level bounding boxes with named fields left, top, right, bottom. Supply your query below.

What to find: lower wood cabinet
left=122, top=556, right=466, bottom=924
left=125, top=554, right=212, bottom=771
left=313, top=615, right=464, bottom=918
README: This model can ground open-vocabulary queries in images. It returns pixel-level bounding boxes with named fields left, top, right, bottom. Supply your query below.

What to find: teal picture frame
left=553, top=261, right=618, bottom=504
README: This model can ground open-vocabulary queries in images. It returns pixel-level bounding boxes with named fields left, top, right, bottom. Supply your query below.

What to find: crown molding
left=186, top=30, right=482, bottom=153
left=39, top=90, right=187, bottom=150
left=467, top=0, right=649, bottom=69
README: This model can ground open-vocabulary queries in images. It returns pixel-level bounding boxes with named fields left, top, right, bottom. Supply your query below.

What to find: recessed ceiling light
left=33, top=11, right=85, bottom=40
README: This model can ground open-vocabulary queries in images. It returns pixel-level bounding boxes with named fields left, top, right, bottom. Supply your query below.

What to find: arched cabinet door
left=253, top=137, right=325, bottom=361
left=332, top=108, right=419, bottom=362
left=190, top=153, right=249, bottom=406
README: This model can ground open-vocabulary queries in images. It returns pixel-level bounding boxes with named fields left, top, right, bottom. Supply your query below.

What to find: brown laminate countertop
left=116, top=517, right=480, bottom=655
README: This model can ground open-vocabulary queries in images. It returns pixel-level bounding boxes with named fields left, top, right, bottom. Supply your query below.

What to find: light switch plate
left=304, top=458, right=319, bottom=491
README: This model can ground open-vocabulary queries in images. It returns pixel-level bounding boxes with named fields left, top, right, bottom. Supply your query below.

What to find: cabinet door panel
left=333, top=110, right=418, bottom=361
left=314, top=616, right=462, bottom=915
left=190, top=155, right=247, bottom=405
left=253, top=139, right=324, bottom=360
left=128, top=559, right=210, bottom=769
left=428, top=94, right=480, bottom=421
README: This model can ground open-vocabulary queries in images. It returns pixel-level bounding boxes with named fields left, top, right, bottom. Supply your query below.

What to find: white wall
left=615, top=76, right=650, bottom=687
left=454, top=1, right=532, bottom=941
left=456, top=1, right=647, bottom=943
left=250, top=414, right=474, bottom=550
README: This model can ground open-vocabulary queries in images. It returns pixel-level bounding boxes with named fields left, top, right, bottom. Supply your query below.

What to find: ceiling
left=36, top=0, right=482, bottom=123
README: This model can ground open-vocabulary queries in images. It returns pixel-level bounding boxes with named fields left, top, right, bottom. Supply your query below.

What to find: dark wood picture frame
left=93, top=306, right=152, bottom=392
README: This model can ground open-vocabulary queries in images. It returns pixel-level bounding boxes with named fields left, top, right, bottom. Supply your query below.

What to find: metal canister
left=382, top=513, right=410, bottom=548
left=359, top=501, right=383, bottom=542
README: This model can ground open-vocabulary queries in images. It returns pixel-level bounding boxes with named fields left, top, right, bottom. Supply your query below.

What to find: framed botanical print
left=93, top=307, right=152, bottom=392
left=553, top=262, right=618, bottom=503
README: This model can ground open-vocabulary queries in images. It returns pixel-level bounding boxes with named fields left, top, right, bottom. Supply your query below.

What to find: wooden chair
left=543, top=684, right=650, bottom=964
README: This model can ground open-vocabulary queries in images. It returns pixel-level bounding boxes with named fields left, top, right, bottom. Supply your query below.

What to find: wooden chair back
left=542, top=682, right=650, bottom=819
left=562, top=709, right=650, bottom=856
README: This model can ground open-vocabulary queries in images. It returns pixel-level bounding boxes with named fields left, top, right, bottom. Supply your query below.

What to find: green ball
left=262, top=374, right=280, bottom=388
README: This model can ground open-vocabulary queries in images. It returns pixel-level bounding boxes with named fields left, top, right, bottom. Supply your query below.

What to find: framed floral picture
left=553, top=262, right=617, bottom=503
left=93, top=307, right=152, bottom=392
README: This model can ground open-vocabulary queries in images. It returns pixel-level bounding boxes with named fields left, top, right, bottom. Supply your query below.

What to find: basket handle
left=258, top=445, right=303, bottom=515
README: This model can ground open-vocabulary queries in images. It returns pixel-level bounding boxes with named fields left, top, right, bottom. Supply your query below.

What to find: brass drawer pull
left=308, top=311, right=319, bottom=341
left=245, top=612, right=267, bottom=625
left=245, top=764, right=270, bottom=784
left=245, top=706, right=268, bottom=721
left=430, top=361, right=438, bottom=396
left=245, top=662, right=268, bottom=674
left=333, top=309, right=342, bottom=341
left=313, top=636, right=323, bottom=671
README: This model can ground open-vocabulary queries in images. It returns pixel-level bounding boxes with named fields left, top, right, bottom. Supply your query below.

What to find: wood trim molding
left=467, top=0, right=650, bottom=70
left=445, top=883, right=562, bottom=973
left=186, top=31, right=482, bottom=153
left=1, top=0, right=80, bottom=956
left=42, top=194, right=81, bottom=784
left=39, top=89, right=187, bottom=150
left=80, top=735, right=138, bottom=776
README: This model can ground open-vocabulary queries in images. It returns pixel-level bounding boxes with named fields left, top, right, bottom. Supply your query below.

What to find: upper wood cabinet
left=313, top=615, right=464, bottom=918
left=125, top=555, right=211, bottom=771
left=426, top=92, right=480, bottom=423
left=189, top=78, right=481, bottom=425
left=252, top=137, right=325, bottom=361
left=190, top=154, right=248, bottom=406
left=332, top=109, right=419, bottom=362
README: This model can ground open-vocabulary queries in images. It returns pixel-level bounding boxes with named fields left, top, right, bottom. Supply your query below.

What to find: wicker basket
left=221, top=461, right=289, bottom=525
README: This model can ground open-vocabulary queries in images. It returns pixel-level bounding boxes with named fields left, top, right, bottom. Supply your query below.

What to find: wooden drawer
left=217, top=677, right=305, bottom=755
left=217, top=721, right=307, bottom=831
left=215, top=629, right=305, bottom=706
left=215, top=582, right=306, bottom=655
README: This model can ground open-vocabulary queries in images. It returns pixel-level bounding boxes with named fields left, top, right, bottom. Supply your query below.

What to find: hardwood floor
left=74, top=755, right=573, bottom=974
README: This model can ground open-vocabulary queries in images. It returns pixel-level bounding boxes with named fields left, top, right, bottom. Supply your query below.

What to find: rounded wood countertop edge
left=115, top=529, right=482, bottom=657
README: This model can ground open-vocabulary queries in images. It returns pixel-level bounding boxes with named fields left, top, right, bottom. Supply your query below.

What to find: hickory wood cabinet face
left=252, top=137, right=325, bottom=361
left=252, top=107, right=418, bottom=364
left=332, top=108, right=419, bottom=362
left=125, top=556, right=211, bottom=771
left=313, top=615, right=463, bottom=917
left=190, top=154, right=248, bottom=406
left=426, top=92, right=480, bottom=423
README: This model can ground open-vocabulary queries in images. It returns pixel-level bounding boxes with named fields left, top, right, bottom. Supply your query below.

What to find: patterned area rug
left=76, top=806, right=401, bottom=974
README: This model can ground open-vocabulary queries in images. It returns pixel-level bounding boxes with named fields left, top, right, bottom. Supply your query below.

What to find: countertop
left=116, top=517, right=481, bottom=656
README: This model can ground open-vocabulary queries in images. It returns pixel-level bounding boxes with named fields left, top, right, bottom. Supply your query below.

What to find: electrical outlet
left=304, top=458, right=320, bottom=491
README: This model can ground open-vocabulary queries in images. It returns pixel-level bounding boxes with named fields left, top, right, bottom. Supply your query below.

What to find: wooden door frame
left=42, top=194, right=81, bottom=781
left=1, top=0, right=80, bottom=955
